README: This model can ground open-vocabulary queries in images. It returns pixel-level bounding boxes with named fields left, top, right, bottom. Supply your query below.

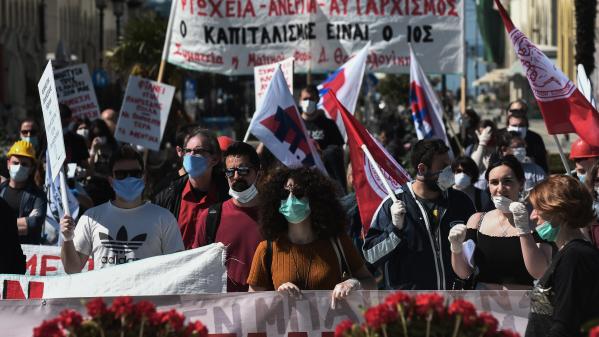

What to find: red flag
left=326, top=91, right=412, bottom=231
left=494, top=0, right=599, bottom=147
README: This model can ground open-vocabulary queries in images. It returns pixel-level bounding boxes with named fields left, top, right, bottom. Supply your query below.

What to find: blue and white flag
left=44, top=151, right=79, bottom=245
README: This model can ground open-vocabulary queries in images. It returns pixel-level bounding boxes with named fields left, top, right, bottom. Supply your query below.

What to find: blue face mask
left=279, top=194, right=311, bottom=224
left=112, top=177, right=145, bottom=202
left=21, top=136, right=39, bottom=149
left=535, top=221, right=560, bottom=242
left=183, top=155, right=209, bottom=178
left=578, top=174, right=586, bottom=184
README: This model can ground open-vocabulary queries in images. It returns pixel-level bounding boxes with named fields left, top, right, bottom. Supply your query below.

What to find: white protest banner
left=114, top=76, right=175, bottom=151
left=166, top=0, right=464, bottom=75
left=254, top=57, right=294, bottom=108
left=0, top=243, right=226, bottom=300
left=0, top=291, right=529, bottom=337
left=38, top=61, right=66, bottom=181
left=54, top=64, right=101, bottom=120
left=21, top=244, right=94, bottom=276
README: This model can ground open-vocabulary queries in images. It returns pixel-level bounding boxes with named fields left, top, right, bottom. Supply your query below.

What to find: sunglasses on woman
left=113, top=169, right=143, bottom=180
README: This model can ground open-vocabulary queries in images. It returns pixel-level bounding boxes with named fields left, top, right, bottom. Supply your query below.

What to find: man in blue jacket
left=363, top=139, right=476, bottom=290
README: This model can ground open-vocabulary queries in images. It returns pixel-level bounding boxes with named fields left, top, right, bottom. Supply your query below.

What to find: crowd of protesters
left=1, top=88, right=599, bottom=336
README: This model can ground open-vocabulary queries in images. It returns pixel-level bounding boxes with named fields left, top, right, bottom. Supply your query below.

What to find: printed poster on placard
left=166, top=0, right=464, bottom=75
left=114, top=76, right=175, bottom=151
left=54, top=64, right=101, bottom=120
left=254, top=57, right=294, bottom=108
left=37, top=61, right=66, bottom=180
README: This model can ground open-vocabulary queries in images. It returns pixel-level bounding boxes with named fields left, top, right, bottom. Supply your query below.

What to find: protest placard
left=254, top=57, right=294, bottom=108
left=54, top=64, right=101, bottom=120
left=37, top=61, right=66, bottom=181
left=114, top=76, right=175, bottom=151
left=20, top=245, right=93, bottom=276
left=166, top=0, right=464, bottom=75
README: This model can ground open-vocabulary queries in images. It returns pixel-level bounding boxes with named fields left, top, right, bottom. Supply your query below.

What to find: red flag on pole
left=326, top=91, right=412, bottom=231
left=494, top=0, right=599, bottom=147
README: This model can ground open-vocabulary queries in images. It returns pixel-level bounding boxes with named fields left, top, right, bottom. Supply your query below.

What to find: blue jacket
left=0, top=181, right=47, bottom=244
left=362, top=182, right=475, bottom=290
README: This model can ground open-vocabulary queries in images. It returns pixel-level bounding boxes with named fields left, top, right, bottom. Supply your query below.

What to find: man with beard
left=363, top=139, right=476, bottom=290
left=192, top=141, right=262, bottom=292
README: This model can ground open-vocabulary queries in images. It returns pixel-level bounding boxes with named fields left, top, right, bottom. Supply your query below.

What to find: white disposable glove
left=475, top=126, right=492, bottom=146
left=331, top=278, right=361, bottom=309
left=448, top=224, right=468, bottom=254
left=60, top=215, right=76, bottom=242
left=277, top=282, right=301, bottom=297
left=390, top=200, right=407, bottom=230
left=509, top=202, right=530, bottom=236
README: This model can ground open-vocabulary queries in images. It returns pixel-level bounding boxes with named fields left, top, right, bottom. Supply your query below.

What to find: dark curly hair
left=258, top=166, right=346, bottom=241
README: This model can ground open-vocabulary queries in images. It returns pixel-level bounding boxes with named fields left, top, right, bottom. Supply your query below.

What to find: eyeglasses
left=508, top=109, right=525, bottom=115
left=113, top=169, right=143, bottom=180
left=183, top=147, right=213, bottom=157
left=20, top=129, right=37, bottom=136
left=281, top=185, right=305, bottom=199
left=224, top=166, right=253, bottom=178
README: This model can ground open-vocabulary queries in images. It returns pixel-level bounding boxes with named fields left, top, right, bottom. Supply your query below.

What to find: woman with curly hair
left=247, top=166, right=376, bottom=306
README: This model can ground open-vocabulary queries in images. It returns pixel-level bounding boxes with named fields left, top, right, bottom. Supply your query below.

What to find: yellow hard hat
left=7, top=140, right=37, bottom=160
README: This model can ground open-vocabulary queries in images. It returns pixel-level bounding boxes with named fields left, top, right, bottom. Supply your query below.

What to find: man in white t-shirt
left=60, top=145, right=184, bottom=273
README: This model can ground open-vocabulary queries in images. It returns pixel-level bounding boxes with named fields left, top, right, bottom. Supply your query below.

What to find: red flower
left=159, top=309, right=186, bottom=331
left=185, top=321, right=208, bottom=337
left=33, top=319, right=65, bottom=337
left=495, top=329, right=521, bottom=337
left=448, top=299, right=477, bottom=326
left=134, top=300, right=157, bottom=319
left=110, top=297, right=134, bottom=317
left=58, top=309, right=83, bottom=328
left=590, top=326, right=599, bottom=337
left=385, top=291, right=411, bottom=308
left=364, top=304, right=397, bottom=330
left=86, top=298, right=107, bottom=318
left=477, top=312, right=499, bottom=336
left=334, top=320, right=354, bottom=337
left=414, top=293, right=445, bottom=317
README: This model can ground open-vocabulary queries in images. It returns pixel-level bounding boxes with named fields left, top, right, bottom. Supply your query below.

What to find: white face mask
left=507, top=126, right=527, bottom=139
left=454, top=172, right=471, bottom=189
left=77, top=128, right=90, bottom=138
left=9, top=164, right=30, bottom=183
left=437, top=166, right=455, bottom=191
left=512, top=147, right=527, bottom=163
left=229, top=184, right=258, bottom=204
left=492, top=195, right=513, bottom=213
left=299, top=100, right=317, bottom=114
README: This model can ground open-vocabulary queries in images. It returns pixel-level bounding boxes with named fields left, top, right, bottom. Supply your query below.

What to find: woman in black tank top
left=448, top=156, right=553, bottom=290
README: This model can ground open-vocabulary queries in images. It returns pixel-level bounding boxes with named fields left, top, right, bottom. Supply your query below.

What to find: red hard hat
left=569, top=138, right=599, bottom=159
left=217, top=136, right=235, bottom=152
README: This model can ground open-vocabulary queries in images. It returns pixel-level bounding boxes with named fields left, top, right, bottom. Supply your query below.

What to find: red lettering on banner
left=321, top=332, right=334, bottom=337
left=424, top=0, right=435, bottom=14
left=208, top=334, right=236, bottom=337
left=288, top=333, right=307, bottom=337
left=26, top=255, right=37, bottom=275
left=88, top=258, right=94, bottom=271
left=173, top=43, right=224, bottom=65
left=28, top=281, right=44, bottom=299
left=390, top=0, right=402, bottom=15
left=248, top=333, right=267, bottom=337
left=3, top=280, right=26, bottom=299
left=198, top=0, right=208, bottom=16
left=437, top=0, right=446, bottom=15
left=293, top=50, right=311, bottom=62
left=329, top=0, right=340, bottom=15
left=40, top=255, right=60, bottom=276
left=412, top=0, right=421, bottom=15
left=448, top=0, right=457, bottom=16
left=356, top=0, right=361, bottom=14
left=379, top=0, right=390, bottom=15
left=365, top=0, right=378, bottom=15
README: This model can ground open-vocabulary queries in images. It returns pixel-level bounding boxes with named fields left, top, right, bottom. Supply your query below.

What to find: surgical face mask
left=299, top=100, right=317, bottom=115
left=9, top=164, right=30, bottom=183
left=512, top=147, right=527, bottom=163
left=578, top=173, right=586, bottom=184
left=279, top=194, right=311, bottom=224
left=535, top=221, right=560, bottom=242
left=436, top=166, right=455, bottom=191
left=492, top=195, right=513, bottom=213
left=76, top=128, right=90, bottom=139
left=507, top=126, right=528, bottom=139
left=454, top=172, right=471, bottom=189
left=21, top=136, right=39, bottom=149
left=112, top=177, right=145, bottom=202
left=229, top=184, right=258, bottom=204
left=183, top=155, right=209, bottom=178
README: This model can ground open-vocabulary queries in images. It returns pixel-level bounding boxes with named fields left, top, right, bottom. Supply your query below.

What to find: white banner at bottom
left=0, top=243, right=227, bottom=299
left=0, top=291, right=530, bottom=337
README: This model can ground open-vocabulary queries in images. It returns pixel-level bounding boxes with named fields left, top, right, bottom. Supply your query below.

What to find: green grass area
left=548, top=153, right=574, bottom=175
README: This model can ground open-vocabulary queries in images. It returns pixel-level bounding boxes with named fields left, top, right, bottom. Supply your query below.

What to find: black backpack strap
left=474, top=188, right=482, bottom=211
left=205, top=202, right=223, bottom=244
left=330, top=236, right=352, bottom=279
left=265, top=240, right=273, bottom=289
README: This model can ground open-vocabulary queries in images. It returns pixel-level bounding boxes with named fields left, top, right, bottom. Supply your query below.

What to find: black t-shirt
left=3, top=185, right=23, bottom=216
left=64, top=131, right=90, bottom=165
left=526, top=240, right=599, bottom=337
left=0, top=197, right=26, bottom=274
left=303, top=113, right=344, bottom=149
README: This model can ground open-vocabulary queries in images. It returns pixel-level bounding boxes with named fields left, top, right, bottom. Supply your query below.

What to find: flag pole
left=553, top=135, right=572, bottom=175
left=360, top=144, right=398, bottom=203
